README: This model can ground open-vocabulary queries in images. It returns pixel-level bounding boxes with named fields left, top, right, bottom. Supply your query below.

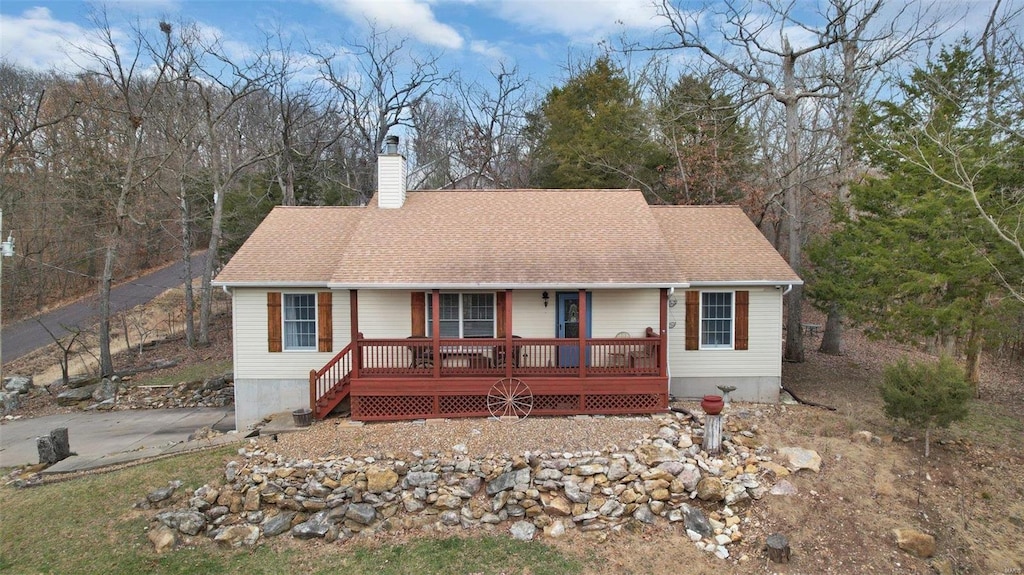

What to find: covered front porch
left=311, top=289, right=672, bottom=421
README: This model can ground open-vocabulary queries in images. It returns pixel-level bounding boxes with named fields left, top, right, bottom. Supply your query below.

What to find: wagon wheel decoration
left=487, top=377, right=533, bottom=420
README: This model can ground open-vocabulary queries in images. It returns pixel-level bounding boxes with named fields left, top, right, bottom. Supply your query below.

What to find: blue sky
left=0, top=1, right=1012, bottom=88
left=0, top=0, right=669, bottom=84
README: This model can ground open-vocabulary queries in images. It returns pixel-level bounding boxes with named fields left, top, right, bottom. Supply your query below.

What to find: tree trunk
left=98, top=241, right=116, bottom=377
left=180, top=190, right=196, bottom=347
left=781, top=41, right=805, bottom=363
left=819, top=304, right=843, bottom=354
left=964, top=322, right=983, bottom=393
left=198, top=181, right=224, bottom=346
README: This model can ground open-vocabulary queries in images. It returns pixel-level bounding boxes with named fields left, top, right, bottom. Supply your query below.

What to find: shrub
left=880, top=355, right=972, bottom=457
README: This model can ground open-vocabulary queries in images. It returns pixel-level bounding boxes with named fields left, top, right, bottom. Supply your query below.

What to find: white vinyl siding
left=591, top=289, right=660, bottom=338
left=669, top=287, right=783, bottom=378
left=232, top=288, right=349, bottom=379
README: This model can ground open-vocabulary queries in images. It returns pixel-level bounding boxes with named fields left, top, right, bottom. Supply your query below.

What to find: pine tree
left=880, top=355, right=972, bottom=457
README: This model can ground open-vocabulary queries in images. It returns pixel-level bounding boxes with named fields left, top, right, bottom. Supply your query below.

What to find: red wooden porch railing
left=310, top=342, right=353, bottom=419
left=356, top=336, right=661, bottom=377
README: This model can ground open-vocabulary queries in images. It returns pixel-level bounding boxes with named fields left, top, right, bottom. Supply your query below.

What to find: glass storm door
left=557, top=292, right=591, bottom=368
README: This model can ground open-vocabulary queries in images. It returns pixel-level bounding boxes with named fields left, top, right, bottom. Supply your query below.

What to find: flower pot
left=701, top=394, right=724, bottom=415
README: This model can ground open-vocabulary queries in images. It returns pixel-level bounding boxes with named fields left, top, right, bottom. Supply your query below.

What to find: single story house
left=213, top=141, right=801, bottom=429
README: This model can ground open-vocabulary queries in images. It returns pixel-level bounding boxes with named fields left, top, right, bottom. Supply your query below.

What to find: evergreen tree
left=880, top=355, right=972, bottom=457
left=528, top=57, right=661, bottom=194
left=808, top=42, right=1019, bottom=384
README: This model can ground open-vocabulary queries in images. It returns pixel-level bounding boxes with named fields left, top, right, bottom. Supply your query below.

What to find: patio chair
left=406, top=336, right=434, bottom=368
left=608, top=331, right=632, bottom=367
left=493, top=335, right=523, bottom=368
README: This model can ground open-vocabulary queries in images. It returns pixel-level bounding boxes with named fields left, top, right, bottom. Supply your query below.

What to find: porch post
left=504, top=290, right=513, bottom=377
left=659, top=288, right=669, bottom=378
left=432, top=289, right=441, bottom=380
left=350, top=289, right=360, bottom=379
left=578, top=288, right=587, bottom=379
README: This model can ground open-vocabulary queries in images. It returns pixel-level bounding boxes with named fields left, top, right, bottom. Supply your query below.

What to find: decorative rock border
left=146, top=413, right=805, bottom=560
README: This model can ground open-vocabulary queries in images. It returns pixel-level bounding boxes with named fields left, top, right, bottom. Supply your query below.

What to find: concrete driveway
left=0, top=407, right=238, bottom=473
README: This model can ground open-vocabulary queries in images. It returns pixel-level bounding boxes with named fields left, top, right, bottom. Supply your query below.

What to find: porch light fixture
left=542, top=291, right=549, bottom=307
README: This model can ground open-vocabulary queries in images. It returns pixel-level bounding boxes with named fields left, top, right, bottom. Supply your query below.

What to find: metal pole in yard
left=0, top=209, right=16, bottom=384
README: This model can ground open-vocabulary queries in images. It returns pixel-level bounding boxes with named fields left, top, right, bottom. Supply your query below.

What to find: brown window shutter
left=317, top=292, right=333, bottom=352
left=735, top=290, right=749, bottom=350
left=685, top=290, right=699, bottom=350
left=267, top=292, right=282, bottom=352
left=495, top=292, right=506, bottom=337
left=411, top=292, right=425, bottom=337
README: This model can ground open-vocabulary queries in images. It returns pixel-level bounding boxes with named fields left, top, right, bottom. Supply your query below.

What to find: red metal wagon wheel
left=487, top=377, right=533, bottom=420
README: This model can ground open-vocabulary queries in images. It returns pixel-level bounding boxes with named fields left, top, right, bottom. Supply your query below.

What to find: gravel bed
left=260, top=414, right=668, bottom=460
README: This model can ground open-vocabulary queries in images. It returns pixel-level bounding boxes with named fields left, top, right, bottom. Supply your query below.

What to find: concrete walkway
left=0, top=407, right=239, bottom=473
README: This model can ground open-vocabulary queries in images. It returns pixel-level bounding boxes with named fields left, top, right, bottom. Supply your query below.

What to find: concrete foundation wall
left=234, top=378, right=308, bottom=431
left=669, top=376, right=780, bottom=404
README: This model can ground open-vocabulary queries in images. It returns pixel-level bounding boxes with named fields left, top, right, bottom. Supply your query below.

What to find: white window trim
left=282, top=292, right=319, bottom=352
left=426, top=291, right=496, bottom=338
left=699, top=290, right=735, bottom=350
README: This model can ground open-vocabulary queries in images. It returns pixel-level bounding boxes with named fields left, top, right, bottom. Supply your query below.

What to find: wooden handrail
left=310, top=342, right=353, bottom=416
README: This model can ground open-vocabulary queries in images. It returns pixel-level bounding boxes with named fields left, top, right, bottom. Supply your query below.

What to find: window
left=701, top=291, right=733, bottom=349
left=283, top=293, right=317, bottom=350
left=427, top=293, right=495, bottom=337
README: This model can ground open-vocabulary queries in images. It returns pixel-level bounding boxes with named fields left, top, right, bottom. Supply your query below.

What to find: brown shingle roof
left=214, top=207, right=364, bottom=285
left=651, top=205, right=801, bottom=284
left=330, top=190, right=680, bottom=287
left=214, top=191, right=800, bottom=287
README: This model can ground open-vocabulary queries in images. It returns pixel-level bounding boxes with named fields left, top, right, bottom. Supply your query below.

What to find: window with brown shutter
left=685, top=291, right=699, bottom=350
left=317, top=292, right=333, bottom=352
left=267, top=292, right=282, bottom=352
left=411, top=292, right=425, bottom=337
left=735, top=290, right=749, bottom=350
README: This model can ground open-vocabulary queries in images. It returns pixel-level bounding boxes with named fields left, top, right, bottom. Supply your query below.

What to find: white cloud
left=469, top=39, right=506, bottom=60
left=492, top=0, right=661, bottom=40
left=317, top=0, right=464, bottom=49
left=0, top=7, right=101, bottom=71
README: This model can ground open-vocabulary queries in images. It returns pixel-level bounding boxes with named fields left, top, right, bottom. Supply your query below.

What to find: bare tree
left=654, top=0, right=934, bottom=362
left=71, top=12, right=179, bottom=375
left=181, top=33, right=277, bottom=345
left=316, top=26, right=454, bottom=201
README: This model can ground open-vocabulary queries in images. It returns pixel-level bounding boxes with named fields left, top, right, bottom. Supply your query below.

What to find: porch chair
left=628, top=327, right=659, bottom=369
left=493, top=335, right=523, bottom=368
left=406, top=336, right=434, bottom=368
left=608, top=331, right=632, bottom=367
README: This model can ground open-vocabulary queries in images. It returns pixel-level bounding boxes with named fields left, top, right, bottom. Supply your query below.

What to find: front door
left=557, top=291, right=591, bottom=367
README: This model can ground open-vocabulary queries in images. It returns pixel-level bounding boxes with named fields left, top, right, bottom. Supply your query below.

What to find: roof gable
left=215, top=191, right=800, bottom=288
left=650, top=205, right=801, bottom=284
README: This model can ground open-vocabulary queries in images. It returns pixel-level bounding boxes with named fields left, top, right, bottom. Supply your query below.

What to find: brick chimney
left=377, top=135, right=407, bottom=209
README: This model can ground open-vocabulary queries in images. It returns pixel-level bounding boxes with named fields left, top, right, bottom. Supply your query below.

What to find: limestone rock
left=261, top=511, right=296, bottom=537
left=487, top=468, right=530, bottom=495
left=777, top=447, right=822, bottom=473
left=214, top=524, right=260, bottom=548
left=696, top=477, right=726, bottom=502
left=635, top=443, right=681, bottom=466
left=156, top=510, right=207, bottom=536
left=509, top=520, right=536, bottom=541
left=770, top=479, right=798, bottom=496
left=346, top=503, right=376, bottom=525
left=56, top=384, right=98, bottom=406
left=544, top=520, right=566, bottom=538
left=893, top=528, right=936, bottom=558
left=4, top=375, right=33, bottom=395
left=147, top=525, right=178, bottom=553
left=91, top=378, right=119, bottom=402
left=681, top=504, right=712, bottom=537
left=541, top=494, right=573, bottom=517
left=367, top=466, right=399, bottom=493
